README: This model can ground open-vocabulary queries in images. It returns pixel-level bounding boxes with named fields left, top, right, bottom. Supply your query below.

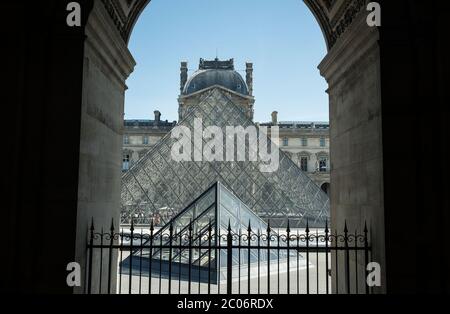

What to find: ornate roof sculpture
left=121, top=88, right=330, bottom=228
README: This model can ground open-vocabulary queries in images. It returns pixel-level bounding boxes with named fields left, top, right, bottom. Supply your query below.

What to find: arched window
left=300, top=157, right=308, bottom=172
left=321, top=182, right=330, bottom=195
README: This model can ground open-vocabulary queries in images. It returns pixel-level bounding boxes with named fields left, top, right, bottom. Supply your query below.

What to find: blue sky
left=126, top=0, right=329, bottom=123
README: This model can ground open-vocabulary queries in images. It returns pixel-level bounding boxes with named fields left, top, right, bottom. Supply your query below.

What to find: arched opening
left=122, top=0, right=330, bottom=227
left=321, top=182, right=330, bottom=195
left=77, top=0, right=384, bottom=294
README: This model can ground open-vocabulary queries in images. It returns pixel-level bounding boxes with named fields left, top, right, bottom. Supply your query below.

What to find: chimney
left=271, top=111, right=278, bottom=125
left=180, top=62, right=188, bottom=93
left=246, top=62, right=253, bottom=96
left=154, top=110, right=161, bottom=123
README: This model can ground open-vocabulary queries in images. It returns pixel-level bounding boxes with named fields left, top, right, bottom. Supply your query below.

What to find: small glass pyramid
left=122, top=182, right=303, bottom=284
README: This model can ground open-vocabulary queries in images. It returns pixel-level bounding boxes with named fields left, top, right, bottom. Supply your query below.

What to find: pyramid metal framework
left=121, top=182, right=304, bottom=283
left=121, top=88, right=330, bottom=228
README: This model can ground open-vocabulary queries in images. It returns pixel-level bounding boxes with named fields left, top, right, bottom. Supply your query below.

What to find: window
left=320, top=137, right=326, bottom=147
left=124, top=135, right=130, bottom=145
left=123, top=154, right=130, bottom=171
left=301, top=137, right=308, bottom=147
left=282, top=137, right=289, bottom=147
left=319, top=158, right=328, bottom=172
left=300, top=157, right=308, bottom=172
left=143, top=136, right=149, bottom=145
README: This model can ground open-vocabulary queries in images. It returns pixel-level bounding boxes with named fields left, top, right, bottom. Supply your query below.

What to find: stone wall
left=319, top=11, right=384, bottom=293
left=74, top=1, right=135, bottom=293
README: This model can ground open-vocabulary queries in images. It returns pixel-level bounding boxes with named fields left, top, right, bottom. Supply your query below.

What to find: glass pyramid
left=121, top=87, right=329, bottom=228
left=121, top=182, right=304, bottom=284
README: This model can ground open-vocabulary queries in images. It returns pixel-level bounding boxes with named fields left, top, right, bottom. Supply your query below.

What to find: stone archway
left=77, top=0, right=385, bottom=294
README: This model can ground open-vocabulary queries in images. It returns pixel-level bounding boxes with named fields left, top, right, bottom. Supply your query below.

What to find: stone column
left=319, top=12, right=385, bottom=293
left=180, top=61, right=188, bottom=93
left=75, top=0, right=136, bottom=294
left=246, top=62, right=254, bottom=96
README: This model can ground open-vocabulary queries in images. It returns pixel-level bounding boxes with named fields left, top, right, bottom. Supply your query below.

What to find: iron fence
left=86, top=219, right=372, bottom=295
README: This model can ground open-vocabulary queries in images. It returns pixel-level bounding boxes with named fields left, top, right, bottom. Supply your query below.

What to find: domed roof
left=182, top=58, right=249, bottom=96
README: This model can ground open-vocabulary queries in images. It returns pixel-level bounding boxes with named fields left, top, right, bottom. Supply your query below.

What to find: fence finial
left=228, top=219, right=232, bottom=233
left=364, top=221, right=368, bottom=234
left=325, top=220, right=329, bottom=234
left=344, top=220, right=348, bottom=234
left=267, top=219, right=271, bottom=234
left=110, top=218, right=115, bottom=233
left=130, top=219, right=135, bottom=233
left=286, top=219, right=291, bottom=234
left=306, top=219, right=310, bottom=234
left=90, top=217, right=95, bottom=232
left=248, top=220, right=252, bottom=233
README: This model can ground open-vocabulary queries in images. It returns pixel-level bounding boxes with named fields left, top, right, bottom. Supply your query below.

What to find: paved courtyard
left=117, top=251, right=331, bottom=294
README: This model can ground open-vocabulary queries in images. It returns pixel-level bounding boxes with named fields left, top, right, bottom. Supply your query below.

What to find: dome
left=183, top=69, right=249, bottom=96
left=182, top=58, right=249, bottom=96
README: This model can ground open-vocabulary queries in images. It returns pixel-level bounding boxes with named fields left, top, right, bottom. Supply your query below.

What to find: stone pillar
left=154, top=110, right=161, bottom=123
left=271, top=111, right=278, bottom=125
left=319, top=12, right=385, bottom=293
left=246, top=62, right=254, bottom=96
left=75, top=0, right=136, bottom=294
left=180, top=61, right=188, bottom=93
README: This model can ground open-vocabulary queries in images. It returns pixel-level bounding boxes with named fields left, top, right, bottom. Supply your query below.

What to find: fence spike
left=248, top=220, right=252, bottom=233
left=90, top=218, right=95, bottom=232
left=130, top=219, right=135, bottom=233
left=228, top=219, right=232, bottom=233
left=267, top=220, right=271, bottom=234
left=364, top=221, right=368, bottom=234
left=110, top=218, right=115, bottom=233
left=286, top=219, right=291, bottom=234
left=325, top=220, right=329, bottom=234
left=344, top=220, right=348, bottom=234
left=306, top=219, right=310, bottom=234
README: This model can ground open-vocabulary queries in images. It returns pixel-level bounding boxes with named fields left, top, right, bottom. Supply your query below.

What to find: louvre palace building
left=121, top=58, right=330, bottom=228
left=123, top=58, right=331, bottom=195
